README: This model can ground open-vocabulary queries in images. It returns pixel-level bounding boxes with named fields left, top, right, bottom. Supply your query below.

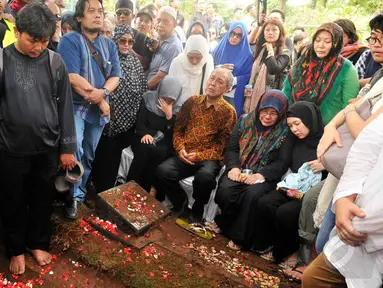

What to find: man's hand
left=317, top=124, right=342, bottom=158
left=243, top=173, right=265, bottom=185
left=228, top=168, right=242, bottom=182
left=178, top=149, right=195, bottom=165
left=307, top=159, right=325, bottom=174
left=85, top=88, right=104, bottom=104
left=60, top=154, right=76, bottom=170
left=1, top=13, right=15, bottom=23
left=141, top=134, right=154, bottom=144
left=335, top=195, right=367, bottom=246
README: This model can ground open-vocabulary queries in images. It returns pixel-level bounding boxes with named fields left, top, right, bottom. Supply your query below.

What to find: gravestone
left=96, top=181, right=170, bottom=236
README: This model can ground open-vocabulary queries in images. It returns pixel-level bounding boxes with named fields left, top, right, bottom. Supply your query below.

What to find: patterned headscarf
left=105, top=24, right=147, bottom=138
left=238, top=89, right=289, bottom=172
left=289, top=22, right=345, bottom=106
left=112, top=24, right=135, bottom=43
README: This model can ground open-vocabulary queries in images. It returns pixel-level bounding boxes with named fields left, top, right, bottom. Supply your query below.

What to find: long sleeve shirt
left=324, top=113, right=383, bottom=288
left=0, top=45, right=76, bottom=155
left=173, top=95, right=236, bottom=163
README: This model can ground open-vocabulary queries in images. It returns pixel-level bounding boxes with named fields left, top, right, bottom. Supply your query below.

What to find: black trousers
left=0, top=148, right=58, bottom=256
left=154, top=156, right=221, bottom=208
left=253, top=189, right=301, bottom=260
left=127, top=136, right=173, bottom=192
left=214, top=173, right=277, bottom=248
left=92, top=128, right=134, bottom=193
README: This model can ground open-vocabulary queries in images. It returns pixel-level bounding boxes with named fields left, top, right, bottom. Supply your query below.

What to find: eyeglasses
left=367, top=36, right=383, bottom=46
left=116, top=10, right=131, bottom=17
left=260, top=109, right=278, bottom=118
left=55, top=14, right=62, bottom=21
left=230, top=31, right=243, bottom=39
left=209, top=31, right=216, bottom=35
left=118, top=38, right=135, bottom=46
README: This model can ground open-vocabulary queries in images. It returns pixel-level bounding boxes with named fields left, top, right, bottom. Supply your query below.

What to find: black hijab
left=286, top=101, right=324, bottom=148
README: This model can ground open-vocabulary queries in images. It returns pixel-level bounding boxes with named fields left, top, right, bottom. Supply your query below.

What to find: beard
left=83, top=27, right=102, bottom=34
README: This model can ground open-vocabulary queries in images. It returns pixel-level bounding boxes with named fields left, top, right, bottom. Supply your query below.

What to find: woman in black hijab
left=251, top=101, right=326, bottom=266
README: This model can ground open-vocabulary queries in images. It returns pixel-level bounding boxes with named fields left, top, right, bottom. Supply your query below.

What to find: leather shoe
left=65, top=199, right=80, bottom=220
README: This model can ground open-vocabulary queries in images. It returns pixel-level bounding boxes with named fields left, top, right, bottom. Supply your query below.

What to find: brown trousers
left=302, top=253, right=347, bottom=288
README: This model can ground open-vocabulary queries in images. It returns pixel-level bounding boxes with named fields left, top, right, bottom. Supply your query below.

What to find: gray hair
left=214, top=67, right=234, bottom=88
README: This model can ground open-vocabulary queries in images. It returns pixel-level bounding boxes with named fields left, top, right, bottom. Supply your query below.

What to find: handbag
left=321, top=95, right=381, bottom=179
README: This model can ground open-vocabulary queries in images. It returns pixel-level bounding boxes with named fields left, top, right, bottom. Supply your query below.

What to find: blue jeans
left=70, top=115, right=104, bottom=202
left=315, top=202, right=336, bottom=253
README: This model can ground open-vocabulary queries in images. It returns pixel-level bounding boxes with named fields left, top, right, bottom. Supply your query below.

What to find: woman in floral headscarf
left=214, top=90, right=289, bottom=251
left=92, top=24, right=147, bottom=193
left=283, top=22, right=359, bottom=125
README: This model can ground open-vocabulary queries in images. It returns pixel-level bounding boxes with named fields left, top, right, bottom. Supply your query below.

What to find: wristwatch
left=102, top=87, right=111, bottom=97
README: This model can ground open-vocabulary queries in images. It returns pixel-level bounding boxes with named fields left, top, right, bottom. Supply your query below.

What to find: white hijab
left=168, top=35, right=214, bottom=105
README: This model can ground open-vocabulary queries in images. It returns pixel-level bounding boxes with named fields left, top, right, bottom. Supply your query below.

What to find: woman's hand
left=307, top=159, right=325, bottom=174
left=263, top=42, right=274, bottom=57
left=99, top=99, right=110, bottom=117
left=157, top=98, right=173, bottom=120
left=221, top=64, right=234, bottom=71
left=317, top=124, right=342, bottom=159
left=243, top=173, right=265, bottom=185
left=228, top=168, right=242, bottom=182
left=244, top=87, right=253, bottom=98
left=141, top=134, right=154, bottom=144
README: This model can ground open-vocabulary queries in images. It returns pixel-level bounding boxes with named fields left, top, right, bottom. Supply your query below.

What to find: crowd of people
left=1, top=0, right=383, bottom=286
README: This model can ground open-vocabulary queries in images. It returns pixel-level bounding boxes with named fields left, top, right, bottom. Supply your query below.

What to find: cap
left=158, top=6, right=177, bottom=21
left=137, top=7, right=155, bottom=21
left=115, top=0, right=134, bottom=12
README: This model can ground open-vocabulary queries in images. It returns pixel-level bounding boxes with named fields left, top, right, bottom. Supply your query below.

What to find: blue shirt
left=57, top=32, right=121, bottom=125
left=147, top=33, right=182, bottom=80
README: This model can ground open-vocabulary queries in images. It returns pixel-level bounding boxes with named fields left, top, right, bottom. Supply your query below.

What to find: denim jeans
left=315, top=202, right=336, bottom=253
left=70, top=115, right=104, bottom=202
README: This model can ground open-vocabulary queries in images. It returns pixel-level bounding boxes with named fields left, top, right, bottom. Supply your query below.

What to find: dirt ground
left=0, top=190, right=301, bottom=288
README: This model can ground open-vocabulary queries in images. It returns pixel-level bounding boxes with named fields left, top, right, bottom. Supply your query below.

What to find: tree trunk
left=278, top=0, right=286, bottom=12
left=320, top=0, right=327, bottom=7
left=310, top=0, right=317, bottom=9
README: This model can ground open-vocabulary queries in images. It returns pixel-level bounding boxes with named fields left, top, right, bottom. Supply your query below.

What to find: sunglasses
left=118, top=38, right=135, bottom=46
left=55, top=14, right=62, bottom=21
left=230, top=31, right=243, bottom=39
left=116, top=10, right=132, bottom=17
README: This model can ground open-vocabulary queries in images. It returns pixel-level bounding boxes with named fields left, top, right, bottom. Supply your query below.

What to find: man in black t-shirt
left=0, top=3, right=76, bottom=275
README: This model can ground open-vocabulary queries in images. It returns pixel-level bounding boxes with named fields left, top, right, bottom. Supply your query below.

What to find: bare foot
left=9, top=254, right=25, bottom=275
left=149, top=186, right=157, bottom=198
left=283, top=265, right=307, bottom=281
left=31, top=249, right=52, bottom=266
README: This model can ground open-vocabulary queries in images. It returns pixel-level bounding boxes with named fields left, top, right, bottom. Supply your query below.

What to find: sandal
left=281, top=264, right=306, bottom=284
left=65, top=161, right=84, bottom=184
left=227, top=240, right=241, bottom=251
left=278, top=258, right=298, bottom=270
left=175, top=218, right=213, bottom=240
left=204, top=221, right=222, bottom=234
left=260, top=250, right=274, bottom=262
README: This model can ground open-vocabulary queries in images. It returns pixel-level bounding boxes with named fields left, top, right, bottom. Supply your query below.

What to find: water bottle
left=358, top=83, right=371, bottom=97
left=152, top=131, right=164, bottom=146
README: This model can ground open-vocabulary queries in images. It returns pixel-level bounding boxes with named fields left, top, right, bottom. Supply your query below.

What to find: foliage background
left=88, top=0, right=382, bottom=41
